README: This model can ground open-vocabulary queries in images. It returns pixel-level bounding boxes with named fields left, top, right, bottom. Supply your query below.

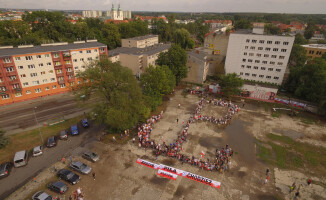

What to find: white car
left=33, top=146, right=43, bottom=157
left=32, top=191, right=52, bottom=200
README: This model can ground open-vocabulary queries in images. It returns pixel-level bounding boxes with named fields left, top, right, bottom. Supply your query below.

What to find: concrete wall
left=184, top=54, right=209, bottom=84
left=119, top=54, right=142, bottom=75
left=121, top=36, right=159, bottom=48
left=71, top=47, right=100, bottom=74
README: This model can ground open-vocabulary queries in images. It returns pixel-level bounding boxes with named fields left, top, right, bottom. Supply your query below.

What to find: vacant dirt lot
left=8, top=90, right=326, bottom=200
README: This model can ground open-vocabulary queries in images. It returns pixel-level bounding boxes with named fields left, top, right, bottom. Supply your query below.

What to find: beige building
left=82, top=10, right=102, bottom=18
left=184, top=50, right=209, bottom=84
left=121, top=35, right=159, bottom=48
left=104, top=4, right=131, bottom=20
left=301, top=44, right=326, bottom=59
left=109, top=44, right=171, bottom=76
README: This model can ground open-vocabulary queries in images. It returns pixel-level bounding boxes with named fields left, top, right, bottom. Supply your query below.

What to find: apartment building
left=225, top=28, right=294, bottom=85
left=121, top=35, right=159, bottom=48
left=108, top=43, right=171, bottom=76
left=0, top=41, right=107, bottom=105
left=301, top=44, right=326, bottom=59
left=82, top=10, right=103, bottom=18
left=184, top=50, right=209, bottom=84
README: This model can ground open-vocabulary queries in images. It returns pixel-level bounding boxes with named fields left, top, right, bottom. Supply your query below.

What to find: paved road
left=0, top=93, right=97, bottom=135
left=0, top=125, right=102, bottom=200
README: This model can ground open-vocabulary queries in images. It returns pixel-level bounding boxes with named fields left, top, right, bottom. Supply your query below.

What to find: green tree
left=294, top=33, right=308, bottom=45
left=322, top=53, right=326, bottom=61
left=304, top=22, right=317, bottom=39
left=234, top=19, right=252, bottom=30
left=219, top=73, right=244, bottom=99
left=173, top=28, right=194, bottom=49
left=0, top=129, right=8, bottom=149
left=289, top=44, right=307, bottom=66
left=264, top=23, right=282, bottom=35
left=156, top=44, right=187, bottom=85
left=73, top=59, right=150, bottom=132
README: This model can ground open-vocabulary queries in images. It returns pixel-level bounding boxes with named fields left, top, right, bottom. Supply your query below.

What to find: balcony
left=6, top=71, right=16, bottom=76
left=63, top=55, right=71, bottom=60
left=9, top=79, right=19, bottom=84
left=52, top=57, right=60, bottom=62
left=58, top=79, right=65, bottom=85
left=54, top=64, right=63, bottom=69
left=12, top=87, right=22, bottom=93
left=0, top=82, right=6, bottom=87
left=64, top=64, right=73, bottom=68
left=66, top=71, right=74, bottom=76
left=56, top=73, right=64, bottom=78
left=2, top=62, right=14, bottom=67
left=68, top=78, right=75, bottom=83
left=0, top=72, right=2, bottom=78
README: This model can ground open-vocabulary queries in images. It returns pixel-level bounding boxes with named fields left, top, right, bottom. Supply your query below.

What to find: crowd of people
left=135, top=93, right=236, bottom=173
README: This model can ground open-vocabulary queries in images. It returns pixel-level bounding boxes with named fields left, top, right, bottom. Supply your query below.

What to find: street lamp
left=33, top=107, right=44, bottom=144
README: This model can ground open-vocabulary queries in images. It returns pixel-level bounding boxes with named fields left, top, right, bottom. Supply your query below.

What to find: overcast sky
left=1, top=0, right=326, bottom=14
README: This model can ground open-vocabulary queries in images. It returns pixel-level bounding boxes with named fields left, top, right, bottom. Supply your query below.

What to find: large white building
left=104, top=4, right=131, bottom=20
left=225, top=27, right=294, bottom=85
left=82, top=10, right=103, bottom=18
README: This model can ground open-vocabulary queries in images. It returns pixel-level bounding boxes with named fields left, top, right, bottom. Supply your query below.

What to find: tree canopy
left=173, top=28, right=195, bottom=49
left=0, top=129, right=8, bottom=149
left=219, top=73, right=244, bottom=99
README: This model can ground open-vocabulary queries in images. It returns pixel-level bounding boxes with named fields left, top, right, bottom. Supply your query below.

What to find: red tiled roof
left=204, top=20, right=232, bottom=25
left=104, top=19, right=129, bottom=24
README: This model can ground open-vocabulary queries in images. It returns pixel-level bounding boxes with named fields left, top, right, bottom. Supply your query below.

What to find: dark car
left=47, top=181, right=68, bottom=194
left=59, top=130, right=68, bottom=140
left=81, top=118, right=89, bottom=128
left=46, top=136, right=57, bottom=148
left=82, top=151, right=100, bottom=162
left=70, top=161, right=92, bottom=174
left=57, top=169, right=80, bottom=185
left=0, top=162, right=13, bottom=179
left=32, top=191, right=53, bottom=200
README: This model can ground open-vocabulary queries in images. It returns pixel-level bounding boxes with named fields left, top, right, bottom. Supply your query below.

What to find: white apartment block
left=82, top=10, right=102, bottom=18
left=104, top=4, right=132, bottom=20
left=121, top=35, right=159, bottom=48
left=225, top=29, right=294, bottom=85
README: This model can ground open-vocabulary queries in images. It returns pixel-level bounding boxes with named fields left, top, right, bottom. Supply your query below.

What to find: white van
left=13, top=150, right=28, bottom=167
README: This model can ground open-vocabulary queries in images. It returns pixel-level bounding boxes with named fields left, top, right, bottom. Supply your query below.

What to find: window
left=248, top=59, right=253, bottom=63
left=261, top=67, right=266, bottom=70
left=86, top=50, right=91, bottom=53
left=30, top=73, right=37, bottom=77
left=264, top=54, right=269, bottom=58
left=254, top=66, right=259, bottom=69
left=276, top=69, right=281, bottom=72
left=3, top=57, right=12, bottom=63
left=67, top=68, right=73, bottom=72
left=94, top=49, right=98, bottom=52
left=20, top=74, right=26, bottom=78
left=50, top=78, right=55, bottom=81
left=259, top=40, right=265, bottom=44
left=250, top=46, right=255, bottom=50
left=32, top=81, right=40, bottom=85
left=58, top=77, right=64, bottom=81
left=48, top=70, right=54, bottom=74
left=240, top=72, right=243, bottom=75
left=45, top=54, right=50, bottom=57
left=9, top=75, right=17, bottom=80
left=81, top=66, right=85, bottom=69
left=56, top=69, right=63, bottom=74
left=60, top=84, right=66, bottom=88
left=255, top=60, right=260, bottom=63
left=55, top=61, right=61, bottom=66
left=281, top=49, right=287, bottom=52
left=262, top=61, right=267, bottom=64
left=12, top=83, right=20, bottom=89
left=271, top=55, right=277, bottom=58
left=25, top=56, right=33, bottom=60
left=245, top=73, right=250, bottom=76
left=52, top=85, right=57, bottom=89
left=26, top=90, right=31, bottom=94
left=47, top=62, right=51, bottom=66
left=15, top=57, right=21, bottom=61
left=2, top=94, right=9, bottom=99
left=257, top=53, right=262, bottom=57
left=23, top=82, right=29, bottom=86
left=65, top=60, right=71, bottom=64
left=18, top=66, right=23, bottom=69
left=43, top=79, right=48, bottom=83
left=241, top=65, right=245, bottom=68
left=14, top=92, right=22, bottom=97
left=266, top=76, right=271, bottom=79
left=35, top=88, right=42, bottom=93
left=267, top=41, right=272, bottom=44
left=79, top=51, right=83, bottom=53
left=247, top=65, right=252, bottom=69
left=73, top=59, right=77, bottom=62
left=53, top=53, right=59, bottom=58
left=45, top=87, right=50, bottom=91
left=270, top=61, right=275, bottom=65
left=274, top=77, right=279, bottom=80
left=245, top=46, right=249, bottom=49
left=283, top=42, right=289, bottom=45
left=279, top=56, right=285, bottom=59
left=36, top=55, right=42, bottom=58
left=68, top=75, right=74, bottom=79
left=273, top=48, right=278, bottom=52
left=40, top=71, right=46, bottom=75
left=252, top=74, right=257, bottom=77
left=80, top=58, right=84, bottom=61
left=87, top=57, right=92, bottom=61
left=277, top=62, right=283, bottom=65
left=100, top=48, right=106, bottom=53
left=265, top=48, right=271, bottom=51
left=252, top=40, right=257, bottom=43
left=246, top=39, right=250, bottom=43
left=259, top=75, right=264, bottom=78
left=242, top=59, right=246, bottom=62
left=275, top=41, right=280, bottom=45
left=39, top=63, right=43, bottom=67
left=243, top=52, right=248, bottom=55
left=28, top=64, right=35, bottom=69
left=268, top=68, right=273, bottom=71
left=74, top=67, right=79, bottom=70
left=6, top=67, right=14, bottom=72
left=258, top=47, right=263, bottom=50
left=249, top=53, right=254, bottom=56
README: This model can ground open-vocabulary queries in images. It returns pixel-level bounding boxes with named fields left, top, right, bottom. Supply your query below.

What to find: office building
left=301, top=44, right=326, bottom=59
left=121, top=35, right=159, bottom=48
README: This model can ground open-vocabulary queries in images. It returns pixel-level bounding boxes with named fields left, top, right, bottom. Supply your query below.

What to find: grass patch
left=300, top=118, right=314, bottom=125
left=267, top=133, right=294, bottom=145
left=271, top=112, right=279, bottom=118
left=0, top=116, right=83, bottom=164
left=269, top=142, right=287, bottom=168
left=256, top=144, right=273, bottom=163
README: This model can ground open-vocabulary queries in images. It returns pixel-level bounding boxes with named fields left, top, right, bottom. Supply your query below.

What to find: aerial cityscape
left=0, top=0, right=326, bottom=200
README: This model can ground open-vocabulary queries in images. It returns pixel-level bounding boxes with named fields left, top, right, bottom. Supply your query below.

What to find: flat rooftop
left=232, top=29, right=294, bottom=37
left=301, top=44, right=326, bottom=50
left=188, top=50, right=208, bottom=61
left=0, top=42, right=107, bottom=58
left=109, top=43, right=171, bottom=57
left=123, top=35, right=158, bottom=41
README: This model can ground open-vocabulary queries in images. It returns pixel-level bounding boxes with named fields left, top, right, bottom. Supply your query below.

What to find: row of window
left=244, top=46, right=288, bottom=52
left=242, top=59, right=284, bottom=65
left=246, top=39, right=289, bottom=45
left=241, top=65, right=282, bottom=72
left=243, top=53, right=285, bottom=59
left=307, top=50, right=324, bottom=55
left=239, top=72, right=280, bottom=80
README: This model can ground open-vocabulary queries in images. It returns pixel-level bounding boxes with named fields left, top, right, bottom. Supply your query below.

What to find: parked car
left=70, top=125, right=79, bottom=136
left=57, top=169, right=80, bottom=185
left=32, top=191, right=53, bottom=200
left=82, top=151, right=100, bottom=162
left=0, top=162, right=13, bottom=179
left=13, top=150, right=28, bottom=167
left=33, top=146, right=43, bottom=157
left=81, top=118, right=89, bottom=128
left=70, top=161, right=92, bottom=175
left=46, top=136, right=57, bottom=148
left=47, top=181, right=68, bottom=194
left=59, top=130, right=68, bottom=140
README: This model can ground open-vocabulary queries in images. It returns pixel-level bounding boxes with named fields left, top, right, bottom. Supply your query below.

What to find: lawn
left=0, top=116, right=83, bottom=164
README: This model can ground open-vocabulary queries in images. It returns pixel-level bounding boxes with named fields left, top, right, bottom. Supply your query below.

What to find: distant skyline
left=0, top=0, right=326, bottom=14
